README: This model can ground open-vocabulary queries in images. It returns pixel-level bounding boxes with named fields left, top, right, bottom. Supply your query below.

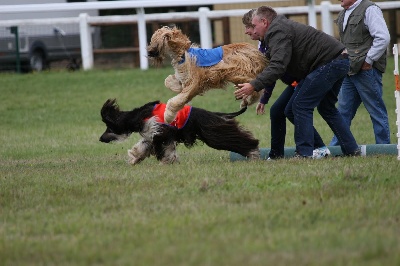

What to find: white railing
left=1, top=0, right=399, bottom=70
left=394, top=44, right=400, bottom=160
left=0, top=0, right=288, bottom=13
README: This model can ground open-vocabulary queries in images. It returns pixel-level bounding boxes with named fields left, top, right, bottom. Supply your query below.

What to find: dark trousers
left=284, top=58, right=358, bottom=156
left=269, top=84, right=326, bottom=159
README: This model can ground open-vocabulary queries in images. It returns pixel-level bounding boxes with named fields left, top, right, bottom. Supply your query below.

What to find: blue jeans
left=269, top=84, right=326, bottom=159
left=285, top=57, right=359, bottom=156
left=330, top=68, right=390, bottom=145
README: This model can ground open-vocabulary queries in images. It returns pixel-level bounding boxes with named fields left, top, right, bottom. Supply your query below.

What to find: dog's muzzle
left=99, top=132, right=129, bottom=143
left=147, top=50, right=160, bottom=58
left=99, top=133, right=116, bottom=143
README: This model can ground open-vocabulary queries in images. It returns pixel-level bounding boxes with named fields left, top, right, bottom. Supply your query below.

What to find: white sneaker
left=312, top=146, right=331, bottom=159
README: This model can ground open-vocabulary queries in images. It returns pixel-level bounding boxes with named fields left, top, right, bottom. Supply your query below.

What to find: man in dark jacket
left=241, top=8, right=331, bottom=159
left=234, top=6, right=360, bottom=157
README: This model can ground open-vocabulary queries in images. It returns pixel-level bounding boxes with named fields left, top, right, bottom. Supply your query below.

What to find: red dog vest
left=149, top=103, right=192, bottom=129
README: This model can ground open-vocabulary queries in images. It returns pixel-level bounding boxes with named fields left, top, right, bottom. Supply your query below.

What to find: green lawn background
left=0, top=58, right=399, bottom=265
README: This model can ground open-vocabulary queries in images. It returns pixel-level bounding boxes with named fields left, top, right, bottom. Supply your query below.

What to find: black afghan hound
left=99, top=99, right=260, bottom=164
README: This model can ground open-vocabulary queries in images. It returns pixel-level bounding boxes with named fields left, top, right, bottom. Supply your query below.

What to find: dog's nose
left=99, top=136, right=110, bottom=143
left=147, top=50, right=159, bottom=57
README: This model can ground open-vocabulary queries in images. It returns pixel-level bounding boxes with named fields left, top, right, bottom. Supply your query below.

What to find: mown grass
left=1, top=59, right=399, bottom=266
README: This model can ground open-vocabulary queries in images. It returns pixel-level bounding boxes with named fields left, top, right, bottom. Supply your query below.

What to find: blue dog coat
left=179, top=47, right=223, bottom=67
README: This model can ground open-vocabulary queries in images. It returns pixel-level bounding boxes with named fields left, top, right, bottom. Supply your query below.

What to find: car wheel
left=29, top=51, right=47, bottom=72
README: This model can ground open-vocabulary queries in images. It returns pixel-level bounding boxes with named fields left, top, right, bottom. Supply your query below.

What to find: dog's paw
left=160, top=154, right=179, bottom=164
left=127, top=149, right=143, bottom=165
left=127, top=156, right=141, bottom=165
left=246, top=92, right=262, bottom=106
left=247, top=149, right=260, bottom=160
left=165, top=75, right=183, bottom=93
left=240, top=98, right=249, bottom=109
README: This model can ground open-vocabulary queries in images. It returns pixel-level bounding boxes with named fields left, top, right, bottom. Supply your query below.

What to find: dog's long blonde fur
left=147, top=26, right=268, bottom=123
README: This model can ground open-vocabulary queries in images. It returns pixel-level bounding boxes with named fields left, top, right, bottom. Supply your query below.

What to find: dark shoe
left=293, top=151, right=312, bottom=159
left=344, top=147, right=361, bottom=157
left=268, top=155, right=283, bottom=160
left=337, top=147, right=362, bottom=157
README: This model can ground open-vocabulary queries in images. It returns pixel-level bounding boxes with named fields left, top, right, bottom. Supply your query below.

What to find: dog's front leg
left=165, top=95, right=188, bottom=124
left=165, top=88, right=196, bottom=123
left=127, top=138, right=153, bottom=165
left=165, top=75, right=183, bottom=93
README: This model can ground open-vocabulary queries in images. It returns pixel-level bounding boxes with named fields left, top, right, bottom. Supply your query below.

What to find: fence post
left=321, top=1, right=333, bottom=36
left=198, top=7, right=212, bottom=49
left=9, top=26, right=21, bottom=73
left=79, top=13, right=93, bottom=70
left=136, top=7, right=148, bottom=70
left=307, top=0, right=317, bottom=29
left=393, top=44, right=400, bottom=160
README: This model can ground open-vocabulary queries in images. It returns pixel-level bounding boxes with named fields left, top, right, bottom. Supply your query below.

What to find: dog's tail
left=213, top=106, right=247, bottom=119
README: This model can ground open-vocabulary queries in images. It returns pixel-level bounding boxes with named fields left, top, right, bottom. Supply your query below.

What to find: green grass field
left=1, top=59, right=399, bottom=265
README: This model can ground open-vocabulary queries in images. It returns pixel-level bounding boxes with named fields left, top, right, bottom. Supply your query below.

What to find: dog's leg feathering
left=247, top=148, right=261, bottom=160
left=160, top=142, right=179, bottom=164
left=127, top=139, right=153, bottom=165
left=244, top=91, right=263, bottom=107
left=165, top=75, right=183, bottom=93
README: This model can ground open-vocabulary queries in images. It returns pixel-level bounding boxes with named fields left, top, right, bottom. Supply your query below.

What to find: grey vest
left=335, top=0, right=386, bottom=75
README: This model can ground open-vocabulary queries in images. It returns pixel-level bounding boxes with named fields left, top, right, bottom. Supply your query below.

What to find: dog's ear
left=146, top=100, right=160, bottom=107
left=135, top=101, right=160, bottom=119
left=162, top=29, right=173, bottom=41
left=101, top=99, right=120, bottom=123
left=166, top=28, right=191, bottom=53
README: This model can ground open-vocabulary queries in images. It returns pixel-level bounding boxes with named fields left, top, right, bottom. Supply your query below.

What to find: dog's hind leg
left=247, top=148, right=261, bottom=160
left=151, top=125, right=180, bottom=164
left=243, top=91, right=263, bottom=108
left=127, top=138, right=153, bottom=165
left=165, top=75, right=183, bottom=93
left=159, top=142, right=179, bottom=164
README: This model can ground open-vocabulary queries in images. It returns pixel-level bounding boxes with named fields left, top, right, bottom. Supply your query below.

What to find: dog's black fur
left=99, top=99, right=259, bottom=164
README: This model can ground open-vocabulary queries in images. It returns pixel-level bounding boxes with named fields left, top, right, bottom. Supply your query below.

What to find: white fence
left=1, top=0, right=399, bottom=70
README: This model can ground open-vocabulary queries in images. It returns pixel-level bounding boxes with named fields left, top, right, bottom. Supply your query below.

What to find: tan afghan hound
left=147, top=26, right=268, bottom=123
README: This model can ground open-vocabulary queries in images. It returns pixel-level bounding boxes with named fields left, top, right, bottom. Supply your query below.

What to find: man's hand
left=361, top=61, right=372, bottom=70
left=234, top=83, right=255, bottom=99
left=256, top=103, right=265, bottom=115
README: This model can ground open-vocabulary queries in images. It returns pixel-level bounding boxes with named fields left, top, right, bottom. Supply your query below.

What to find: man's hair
left=242, top=8, right=256, bottom=26
left=255, top=6, right=277, bottom=22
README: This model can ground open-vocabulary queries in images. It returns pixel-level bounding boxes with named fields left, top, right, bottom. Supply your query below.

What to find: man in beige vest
left=330, top=0, right=391, bottom=145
